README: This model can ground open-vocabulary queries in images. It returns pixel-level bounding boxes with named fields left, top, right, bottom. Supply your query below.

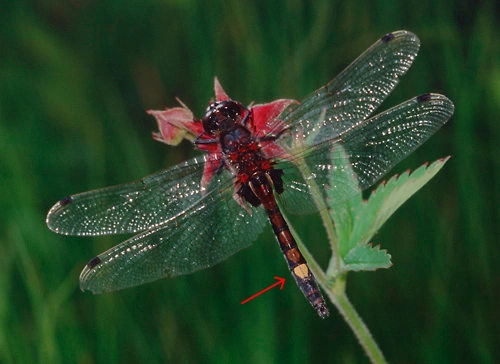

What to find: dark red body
left=197, top=101, right=329, bottom=318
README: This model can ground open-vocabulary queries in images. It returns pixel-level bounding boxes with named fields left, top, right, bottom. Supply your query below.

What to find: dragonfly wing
left=277, top=30, right=420, bottom=148
left=79, top=169, right=267, bottom=293
left=276, top=143, right=361, bottom=215
left=339, top=94, right=453, bottom=190
left=276, top=94, right=454, bottom=214
left=46, top=155, right=219, bottom=236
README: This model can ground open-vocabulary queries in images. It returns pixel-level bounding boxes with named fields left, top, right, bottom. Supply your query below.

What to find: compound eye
left=220, top=101, right=241, bottom=119
left=201, top=101, right=243, bottom=134
left=201, top=103, right=221, bottom=134
left=202, top=113, right=218, bottom=134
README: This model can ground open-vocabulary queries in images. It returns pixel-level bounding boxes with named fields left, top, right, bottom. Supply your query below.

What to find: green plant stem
left=326, top=276, right=387, bottom=364
left=287, top=131, right=386, bottom=362
left=290, top=225, right=387, bottom=364
left=293, top=151, right=342, bottom=275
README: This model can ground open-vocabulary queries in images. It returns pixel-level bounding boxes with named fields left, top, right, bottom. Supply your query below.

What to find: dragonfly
left=46, top=30, right=454, bottom=319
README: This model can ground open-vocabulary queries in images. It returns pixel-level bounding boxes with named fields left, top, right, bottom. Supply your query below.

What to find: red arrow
left=241, top=277, right=286, bottom=305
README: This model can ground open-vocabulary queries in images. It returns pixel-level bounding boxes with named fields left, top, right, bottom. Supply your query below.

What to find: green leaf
left=327, top=152, right=450, bottom=273
left=343, top=244, right=392, bottom=271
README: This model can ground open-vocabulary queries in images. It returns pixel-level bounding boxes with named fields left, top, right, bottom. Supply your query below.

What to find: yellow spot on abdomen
left=293, top=264, right=309, bottom=279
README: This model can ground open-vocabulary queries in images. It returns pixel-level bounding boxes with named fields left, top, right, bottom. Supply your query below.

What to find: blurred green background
left=1, top=0, right=499, bottom=363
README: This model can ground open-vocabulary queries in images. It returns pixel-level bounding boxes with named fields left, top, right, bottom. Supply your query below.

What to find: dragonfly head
left=202, top=100, right=245, bottom=135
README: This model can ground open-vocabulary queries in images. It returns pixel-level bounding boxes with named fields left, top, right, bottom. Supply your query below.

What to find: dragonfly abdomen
left=247, top=173, right=330, bottom=318
left=219, top=110, right=329, bottom=317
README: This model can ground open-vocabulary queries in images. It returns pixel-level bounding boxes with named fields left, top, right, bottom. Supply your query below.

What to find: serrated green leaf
left=327, top=148, right=450, bottom=273
left=350, top=156, right=450, bottom=246
left=343, top=244, right=392, bottom=271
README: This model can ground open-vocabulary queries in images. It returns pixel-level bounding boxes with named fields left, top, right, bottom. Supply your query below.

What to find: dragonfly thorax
left=220, top=126, right=254, bottom=153
left=202, top=100, right=246, bottom=135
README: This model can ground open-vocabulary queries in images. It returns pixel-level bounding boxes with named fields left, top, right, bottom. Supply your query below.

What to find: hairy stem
left=291, top=227, right=387, bottom=364
left=326, top=276, right=388, bottom=364
left=286, top=141, right=386, bottom=362
left=294, top=155, right=342, bottom=275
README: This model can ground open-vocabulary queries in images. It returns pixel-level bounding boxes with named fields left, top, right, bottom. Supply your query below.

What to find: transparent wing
left=276, top=30, right=420, bottom=148
left=47, top=155, right=220, bottom=236
left=276, top=94, right=454, bottom=215
left=79, top=169, right=267, bottom=293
